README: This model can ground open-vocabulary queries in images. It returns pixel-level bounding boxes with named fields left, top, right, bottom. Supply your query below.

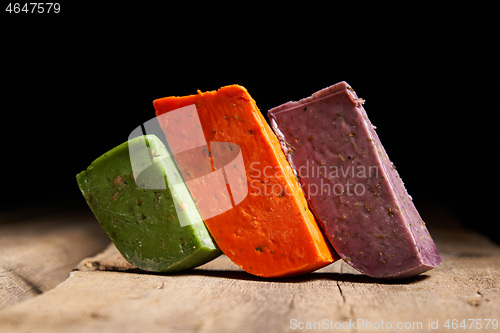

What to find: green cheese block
left=76, top=135, right=222, bottom=272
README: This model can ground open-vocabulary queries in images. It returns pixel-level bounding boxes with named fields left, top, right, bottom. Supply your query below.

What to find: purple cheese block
left=268, top=81, right=441, bottom=278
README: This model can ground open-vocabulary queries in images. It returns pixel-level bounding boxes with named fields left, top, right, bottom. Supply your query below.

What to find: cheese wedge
left=268, top=82, right=441, bottom=278
left=76, top=135, right=222, bottom=272
left=153, top=85, right=337, bottom=277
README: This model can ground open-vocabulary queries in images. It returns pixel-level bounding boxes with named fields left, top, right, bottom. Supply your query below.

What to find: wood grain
left=0, top=210, right=109, bottom=310
left=0, top=209, right=499, bottom=332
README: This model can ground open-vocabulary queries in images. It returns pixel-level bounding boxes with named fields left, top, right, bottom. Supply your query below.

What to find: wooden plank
left=0, top=210, right=499, bottom=332
left=0, top=210, right=110, bottom=310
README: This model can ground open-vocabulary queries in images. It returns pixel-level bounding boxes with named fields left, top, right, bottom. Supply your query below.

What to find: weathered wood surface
left=0, top=208, right=499, bottom=332
left=0, top=209, right=110, bottom=310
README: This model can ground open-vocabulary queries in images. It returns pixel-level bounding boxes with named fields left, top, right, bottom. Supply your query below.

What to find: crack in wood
left=336, top=281, right=346, bottom=304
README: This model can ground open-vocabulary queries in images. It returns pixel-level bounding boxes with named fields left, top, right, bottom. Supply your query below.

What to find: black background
left=1, top=3, right=498, bottom=241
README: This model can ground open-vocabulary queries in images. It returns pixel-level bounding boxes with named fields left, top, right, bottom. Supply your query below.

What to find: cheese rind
left=268, top=82, right=441, bottom=278
left=76, top=135, right=222, bottom=272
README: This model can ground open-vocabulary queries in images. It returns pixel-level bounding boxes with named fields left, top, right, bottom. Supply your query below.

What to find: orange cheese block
left=153, top=85, right=338, bottom=277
